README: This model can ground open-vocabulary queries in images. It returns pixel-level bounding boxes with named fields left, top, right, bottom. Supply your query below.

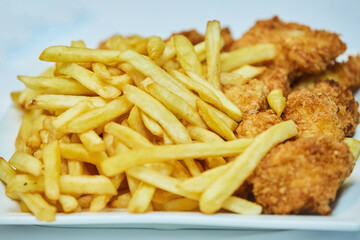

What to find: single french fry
left=220, top=72, right=249, bottom=86
left=39, top=46, right=124, bottom=63
left=222, top=196, right=262, bottom=215
left=170, top=70, right=222, bottom=107
left=28, top=94, right=106, bottom=111
left=171, top=160, right=191, bottom=179
left=158, top=37, right=176, bottom=66
left=9, top=152, right=43, bottom=176
left=20, top=193, right=56, bottom=222
left=118, top=63, right=146, bottom=85
left=65, top=96, right=133, bottom=133
left=60, top=175, right=117, bottom=195
left=231, top=64, right=266, bottom=78
left=205, top=20, right=221, bottom=89
left=59, top=194, right=79, bottom=213
left=79, top=130, right=105, bottom=152
left=52, top=101, right=94, bottom=131
left=59, top=143, right=99, bottom=165
left=15, top=112, right=34, bottom=154
left=57, top=63, right=121, bottom=99
left=71, top=40, right=87, bottom=48
left=43, top=141, right=61, bottom=200
left=187, top=71, right=242, bottom=122
left=221, top=43, right=276, bottom=72
left=89, top=194, right=112, bottom=212
left=152, top=189, right=181, bottom=204
left=174, top=35, right=204, bottom=78
left=194, top=41, right=206, bottom=62
left=101, top=138, right=252, bottom=176
left=123, top=84, right=191, bottom=144
left=105, top=74, right=133, bottom=90
left=127, top=181, right=156, bottom=213
left=155, top=197, right=198, bottom=211
left=196, top=99, right=236, bottom=141
left=140, top=111, right=163, bottom=137
left=18, top=76, right=95, bottom=95
left=68, top=160, right=84, bottom=176
left=92, top=62, right=113, bottom=81
left=0, top=157, right=16, bottom=184
left=6, top=174, right=44, bottom=194
left=104, top=122, right=152, bottom=149
left=344, top=138, right=360, bottom=160
left=267, top=89, right=286, bottom=117
left=147, top=36, right=165, bottom=61
left=146, top=82, right=207, bottom=128
left=20, top=200, right=31, bottom=213
left=200, top=121, right=297, bottom=214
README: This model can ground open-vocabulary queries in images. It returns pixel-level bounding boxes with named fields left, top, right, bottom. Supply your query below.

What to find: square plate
left=0, top=103, right=360, bottom=231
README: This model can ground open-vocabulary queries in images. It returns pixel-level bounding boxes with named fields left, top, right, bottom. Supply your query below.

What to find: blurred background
left=1, top=0, right=360, bottom=120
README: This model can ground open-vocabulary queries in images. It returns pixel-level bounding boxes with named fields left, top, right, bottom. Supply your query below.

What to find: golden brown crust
left=232, top=16, right=346, bottom=93
left=223, top=79, right=269, bottom=116
left=236, top=110, right=282, bottom=138
left=220, top=27, right=235, bottom=52
left=327, top=55, right=360, bottom=90
left=282, top=90, right=344, bottom=141
left=170, top=29, right=204, bottom=45
left=313, top=80, right=359, bottom=136
left=249, top=136, right=354, bottom=215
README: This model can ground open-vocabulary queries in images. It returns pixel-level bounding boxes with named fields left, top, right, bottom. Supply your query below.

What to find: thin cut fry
left=79, top=130, right=106, bottom=152
left=20, top=193, right=56, bottom=222
left=205, top=20, right=221, bottom=89
left=43, top=141, right=61, bottom=201
left=9, top=152, right=43, bottom=176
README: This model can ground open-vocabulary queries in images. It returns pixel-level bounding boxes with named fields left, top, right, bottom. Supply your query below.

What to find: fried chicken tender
left=249, top=136, right=354, bottom=215
left=223, top=79, right=269, bottom=115
left=236, top=110, right=282, bottom=138
left=231, top=16, right=346, bottom=95
left=282, top=90, right=344, bottom=141
left=313, top=80, right=359, bottom=136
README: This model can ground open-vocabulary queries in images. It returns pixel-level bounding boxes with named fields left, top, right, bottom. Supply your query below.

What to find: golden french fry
left=28, top=94, right=106, bottom=111
left=231, top=64, right=266, bottom=78
left=147, top=36, right=165, bottom=60
left=344, top=138, right=360, bottom=160
left=40, top=46, right=124, bottom=63
left=68, top=160, right=84, bottom=176
left=18, top=76, right=95, bottom=95
left=57, top=63, right=121, bottom=99
left=155, top=197, right=198, bottom=211
left=65, top=96, right=132, bottom=133
left=89, top=194, right=112, bottom=212
left=196, top=99, right=236, bottom=141
left=60, top=175, right=117, bottom=195
left=171, top=160, right=191, bottom=179
left=220, top=72, right=249, bottom=86
left=200, top=121, right=297, bottom=214
left=104, top=74, right=133, bottom=90
left=9, top=152, right=43, bottom=176
left=221, top=44, right=276, bottom=72
left=110, top=192, right=131, bottom=208
left=20, top=193, right=56, bottom=222
left=6, top=174, right=44, bottom=194
left=146, top=82, right=207, bottom=128
left=267, top=89, right=286, bottom=117
left=0, top=157, right=16, bottom=184
left=205, top=20, right=221, bottom=89
left=127, top=181, right=156, bottom=213
left=187, top=71, right=242, bottom=121
left=194, top=41, right=206, bottom=62
left=157, top=37, right=176, bottom=66
left=20, top=200, right=31, bottom=213
left=92, top=63, right=112, bottom=81
left=52, top=101, right=94, bottom=131
left=128, top=106, right=153, bottom=139
left=59, top=195, right=79, bottom=213
left=140, top=111, right=163, bottom=137
left=100, top=138, right=252, bottom=176
left=79, top=130, right=105, bottom=152
left=118, top=63, right=146, bottom=85
left=174, top=35, right=204, bottom=78
left=59, top=143, right=99, bottom=165
left=104, top=121, right=152, bottom=149
left=123, top=84, right=191, bottom=144
left=170, top=70, right=222, bottom=107
left=222, top=196, right=262, bottom=215
left=71, top=40, right=86, bottom=48
left=15, top=112, right=34, bottom=154
left=43, top=141, right=61, bottom=200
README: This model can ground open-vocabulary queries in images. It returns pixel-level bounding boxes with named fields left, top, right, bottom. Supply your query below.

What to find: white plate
left=0, top=104, right=360, bottom=231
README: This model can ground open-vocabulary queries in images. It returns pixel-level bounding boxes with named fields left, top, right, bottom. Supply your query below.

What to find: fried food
left=250, top=136, right=354, bottom=215
left=236, top=110, right=282, bottom=138
left=282, top=89, right=344, bottom=141
left=326, top=55, right=360, bottom=90
left=313, top=80, right=359, bottom=136
left=223, top=79, right=269, bottom=115
left=231, top=16, right=346, bottom=94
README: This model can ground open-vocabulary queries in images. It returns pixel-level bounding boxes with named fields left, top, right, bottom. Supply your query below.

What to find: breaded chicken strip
left=236, top=110, right=282, bottom=138
left=282, top=90, right=344, bottom=141
left=231, top=16, right=346, bottom=95
left=223, top=79, right=269, bottom=115
left=249, top=136, right=354, bottom=215
left=313, top=80, right=359, bottom=136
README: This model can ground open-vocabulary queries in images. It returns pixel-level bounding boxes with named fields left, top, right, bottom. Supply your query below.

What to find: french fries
left=3, top=19, right=317, bottom=222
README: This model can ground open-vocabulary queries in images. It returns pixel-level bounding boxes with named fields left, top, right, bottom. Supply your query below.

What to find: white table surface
left=1, top=0, right=360, bottom=239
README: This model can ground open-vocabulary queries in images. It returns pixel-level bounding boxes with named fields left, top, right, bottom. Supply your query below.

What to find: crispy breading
left=220, top=27, right=234, bottom=52
left=313, top=80, right=359, bottom=136
left=223, top=79, right=269, bottom=115
left=249, top=136, right=354, bottom=215
left=282, top=90, right=344, bottom=141
left=326, top=55, right=360, bottom=90
left=236, top=110, right=282, bottom=138
left=170, top=29, right=204, bottom=45
left=231, top=16, right=346, bottom=94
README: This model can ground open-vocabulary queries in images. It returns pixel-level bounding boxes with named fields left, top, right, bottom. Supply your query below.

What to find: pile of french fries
left=0, top=20, right=298, bottom=222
